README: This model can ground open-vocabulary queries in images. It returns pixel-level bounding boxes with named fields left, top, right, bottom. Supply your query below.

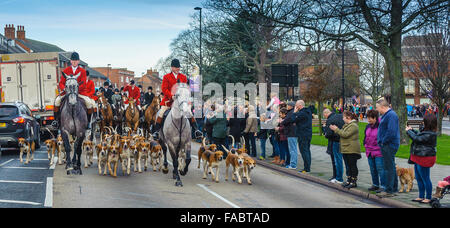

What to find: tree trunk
left=384, top=48, right=408, bottom=145
left=318, top=100, right=323, bottom=136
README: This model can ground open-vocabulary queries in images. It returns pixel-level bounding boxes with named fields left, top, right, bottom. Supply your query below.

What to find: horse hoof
left=162, top=168, right=169, bottom=174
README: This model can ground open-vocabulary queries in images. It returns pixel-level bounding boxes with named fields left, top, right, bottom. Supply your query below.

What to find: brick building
left=92, top=67, right=135, bottom=89
left=136, top=68, right=162, bottom=93
left=401, top=34, right=450, bottom=105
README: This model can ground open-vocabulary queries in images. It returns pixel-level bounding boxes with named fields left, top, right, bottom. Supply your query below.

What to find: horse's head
left=64, top=72, right=81, bottom=105
left=172, top=83, right=192, bottom=117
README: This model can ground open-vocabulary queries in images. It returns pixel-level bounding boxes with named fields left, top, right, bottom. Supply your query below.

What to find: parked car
left=0, top=102, right=40, bottom=150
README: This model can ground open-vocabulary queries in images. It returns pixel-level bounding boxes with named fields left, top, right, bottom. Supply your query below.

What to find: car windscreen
left=0, top=105, right=19, bottom=118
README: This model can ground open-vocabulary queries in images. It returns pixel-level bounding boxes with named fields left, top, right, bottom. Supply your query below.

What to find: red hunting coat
left=58, top=66, right=89, bottom=97
left=160, top=72, right=188, bottom=107
left=86, top=80, right=97, bottom=101
left=124, top=84, right=141, bottom=105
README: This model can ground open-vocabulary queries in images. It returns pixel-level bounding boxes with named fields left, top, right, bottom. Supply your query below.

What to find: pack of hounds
left=22, top=129, right=256, bottom=185
left=40, top=127, right=163, bottom=177
left=198, top=135, right=256, bottom=185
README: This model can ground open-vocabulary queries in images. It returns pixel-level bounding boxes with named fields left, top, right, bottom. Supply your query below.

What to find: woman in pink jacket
left=364, top=110, right=386, bottom=193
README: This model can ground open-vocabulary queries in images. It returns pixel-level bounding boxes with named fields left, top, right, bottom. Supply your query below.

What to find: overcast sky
left=0, top=0, right=203, bottom=77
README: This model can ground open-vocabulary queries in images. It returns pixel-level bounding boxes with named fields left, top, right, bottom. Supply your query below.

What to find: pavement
left=0, top=148, right=56, bottom=208
left=51, top=142, right=384, bottom=208
left=255, top=141, right=450, bottom=208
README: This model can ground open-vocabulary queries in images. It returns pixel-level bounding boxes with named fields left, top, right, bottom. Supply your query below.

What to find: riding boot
left=189, top=117, right=203, bottom=139
left=139, top=110, right=145, bottom=122
left=152, top=116, right=163, bottom=140
left=52, top=106, right=60, bottom=129
left=87, top=108, right=93, bottom=130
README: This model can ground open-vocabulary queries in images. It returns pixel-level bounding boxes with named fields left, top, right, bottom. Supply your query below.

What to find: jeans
left=415, top=164, right=433, bottom=200
left=259, top=138, right=267, bottom=158
left=298, top=137, right=311, bottom=172
left=245, top=133, right=257, bottom=157
left=279, top=140, right=289, bottom=163
left=288, top=137, right=298, bottom=168
left=271, top=135, right=280, bottom=157
left=367, top=156, right=386, bottom=189
left=332, top=142, right=344, bottom=182
left=380, top=145, right=399, bottom=193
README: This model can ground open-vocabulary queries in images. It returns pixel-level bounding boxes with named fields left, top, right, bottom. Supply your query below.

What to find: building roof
left=15, top=38, right=65, bottom=53
left=0, top=34, right=27, bottom=54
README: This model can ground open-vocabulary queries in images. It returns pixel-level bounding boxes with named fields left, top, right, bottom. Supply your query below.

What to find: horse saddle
left=161, top=108, right=171, bottom=127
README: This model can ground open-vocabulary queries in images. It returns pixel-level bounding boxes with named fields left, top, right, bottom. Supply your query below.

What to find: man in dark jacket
left=292, top=100, right=313, bottom=173
left=282, top=101, right=298, bottom=168
left=323, top=109, right=346, bottom=183
left=143, top=86, right=155, bottom=109
left=103, top=82, right=114, bottom=104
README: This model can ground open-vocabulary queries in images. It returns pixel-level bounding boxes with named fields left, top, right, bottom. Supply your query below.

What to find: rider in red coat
left=86, top=71, right=98, bottom=101
left=124, top=80, right=141, bottom=106
left=152, top=59, right=202, bottom=139
left=53, top=52, right=95, bottom=129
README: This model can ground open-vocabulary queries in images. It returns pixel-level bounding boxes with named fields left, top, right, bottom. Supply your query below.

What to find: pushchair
left=430, top=185, right=450, bottom=208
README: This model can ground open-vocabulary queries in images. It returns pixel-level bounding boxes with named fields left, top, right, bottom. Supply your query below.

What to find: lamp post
left=341, top=41, right=345, bottom=108
left=194, top=7, right=202, bottom=77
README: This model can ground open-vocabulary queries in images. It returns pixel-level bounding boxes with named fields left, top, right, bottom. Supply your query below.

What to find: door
left=39, top=60, right=59, bottom=109
left=0, top=62, right=21, bottom=103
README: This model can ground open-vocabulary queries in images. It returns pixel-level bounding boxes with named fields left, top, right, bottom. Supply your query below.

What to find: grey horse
left=158, top=83, right=192, bottom=187
left=60, top=72, right=88, bottom=175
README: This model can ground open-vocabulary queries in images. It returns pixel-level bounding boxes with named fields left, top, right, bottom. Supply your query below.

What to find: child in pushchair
left=431, top=176, right=450, bottom=208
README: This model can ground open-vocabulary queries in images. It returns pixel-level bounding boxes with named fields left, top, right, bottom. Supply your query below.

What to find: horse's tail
left=45, top=128, right=55, bottom=139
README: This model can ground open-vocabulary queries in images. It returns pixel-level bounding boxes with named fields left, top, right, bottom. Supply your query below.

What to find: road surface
left=51, top=142, right=384, bottom=208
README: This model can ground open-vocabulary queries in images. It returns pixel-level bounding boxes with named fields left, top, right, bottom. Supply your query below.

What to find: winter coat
left=207, top=112, right=228, bottom=139
left=292, top=107, right=312, bottom=139
left=364, top=121, right=382, bottom=158
left=334, top=120, right=361, bottom=155
left=244, top=114, right=258, bottom=134
left=407, top=129, right=437, bottom=167
left=323, top=113, right=345, bottom=142
left=281, top=109, right=297, bottom=138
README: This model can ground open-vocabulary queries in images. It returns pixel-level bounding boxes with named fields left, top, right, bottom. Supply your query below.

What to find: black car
left=0, top=102, right=41, bottom=150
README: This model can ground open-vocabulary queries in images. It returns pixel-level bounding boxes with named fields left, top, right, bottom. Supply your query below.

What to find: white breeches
left=55, top=95, right=95, bottom=109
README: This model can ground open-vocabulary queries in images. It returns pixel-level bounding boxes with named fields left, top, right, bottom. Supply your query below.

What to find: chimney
left=4, top=24, right=16, bottom=40
left=16, top=25, right=26, bottom=41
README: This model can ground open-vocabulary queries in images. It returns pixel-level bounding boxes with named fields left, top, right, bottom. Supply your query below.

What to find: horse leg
left=61, top=132, right=73, bottom=173
left=160, top=142, right=169, bottom=174
left=180, top=143, right=191, bottom=176
left=171, top=154, right=183, bottom=187
left=75, top=137, right=84, bottom=175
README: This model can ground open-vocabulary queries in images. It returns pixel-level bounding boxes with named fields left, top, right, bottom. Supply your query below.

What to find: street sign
left=271, top=64, right=298, bottom=87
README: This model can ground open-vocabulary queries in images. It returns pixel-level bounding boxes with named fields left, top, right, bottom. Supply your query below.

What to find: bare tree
left=210, top=0, right=449, bottom=143
left=359, top=49, right=385, bottom=103
left=406, top=20, right=450, bottom=135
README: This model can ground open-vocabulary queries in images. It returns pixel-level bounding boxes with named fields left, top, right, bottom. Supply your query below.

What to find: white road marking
left=2, top=167, right=48, bottom=170
left=25, top=159, right=49, bottom=161
left=0, top=180, right=43, bottom=184
left=49, top=157, right=58, bottom=170
left=0, top=159, right=14, bottom=167
left=197, top=184, right=240, bottom=208
left=44, top=177, right=53, bottom=208
left=0, top=199, right=41, bottom=206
